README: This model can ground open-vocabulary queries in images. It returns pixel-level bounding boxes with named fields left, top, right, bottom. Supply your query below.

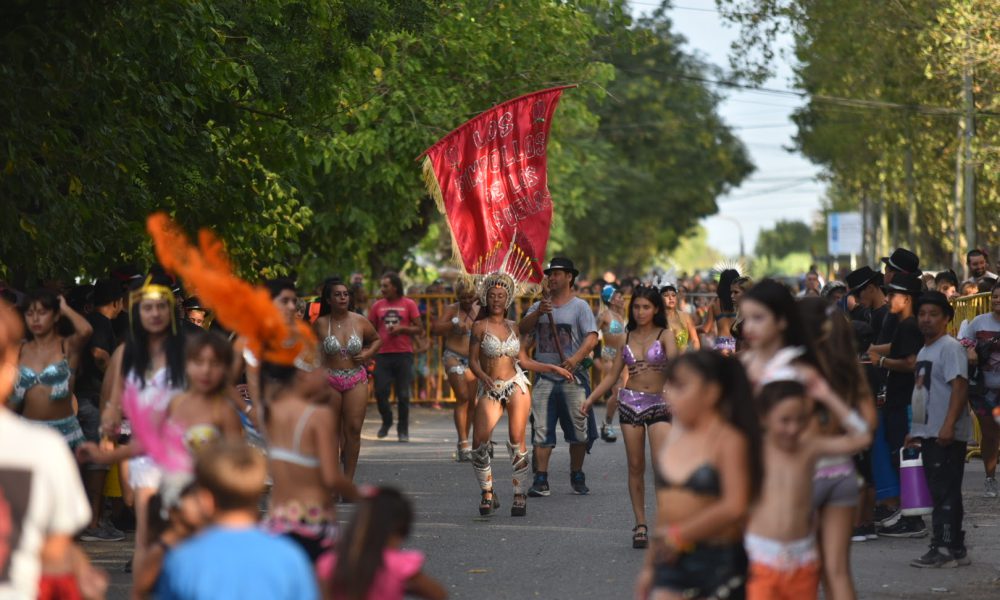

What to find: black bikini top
left=654, top=463, right=721, bottom=496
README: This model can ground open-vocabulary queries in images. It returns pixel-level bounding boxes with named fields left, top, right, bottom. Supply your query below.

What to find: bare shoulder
left=717, top=423, right=749, bottom=454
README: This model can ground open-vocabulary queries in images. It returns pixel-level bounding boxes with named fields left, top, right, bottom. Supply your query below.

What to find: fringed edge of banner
left=422, top=155, right=467, bottom=276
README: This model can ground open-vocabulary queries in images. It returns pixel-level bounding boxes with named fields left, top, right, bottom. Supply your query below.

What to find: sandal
left=479, top=489, right=499, bottom=516
left=632, top=524, right=649, bottom=549
left=511, top=493, right=527, bottom=517
left=456, top=441, right=472, bottom=462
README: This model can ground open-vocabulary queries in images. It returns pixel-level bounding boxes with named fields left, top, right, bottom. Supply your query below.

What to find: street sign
left=827, top=212, right=863, bottom=256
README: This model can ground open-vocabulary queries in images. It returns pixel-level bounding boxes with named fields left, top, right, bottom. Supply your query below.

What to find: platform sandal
left=479, top=489, right=499, bottom=516
left=632, top=524, right=649, bottom=549
left=511, top=493, right=527, bottom=517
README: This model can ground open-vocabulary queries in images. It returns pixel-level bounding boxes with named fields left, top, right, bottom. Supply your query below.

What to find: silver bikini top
left=323, top=317, right=363, bottom=357
left=481, top=324, right=520, bottom=359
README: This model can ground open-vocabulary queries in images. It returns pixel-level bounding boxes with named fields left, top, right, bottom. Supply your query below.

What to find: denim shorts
left=529, top=376, right=597, bottom=450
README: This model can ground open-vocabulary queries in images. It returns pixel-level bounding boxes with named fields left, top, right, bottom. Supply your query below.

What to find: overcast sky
left=630, top=0, right=826, bottom=257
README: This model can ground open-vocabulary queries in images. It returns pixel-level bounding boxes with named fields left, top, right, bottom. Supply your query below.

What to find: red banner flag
left=420, top=86, right=572, bottom=282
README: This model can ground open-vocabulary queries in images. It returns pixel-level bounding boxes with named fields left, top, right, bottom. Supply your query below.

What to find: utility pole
left=962, top=55, right=976, bottom=255
left=953, top=120, right=964, bottom=273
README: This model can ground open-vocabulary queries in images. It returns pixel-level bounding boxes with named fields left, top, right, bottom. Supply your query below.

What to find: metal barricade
left=948, top=292, right=992, bottom=460
left=408, top=293, right=602, bottom=403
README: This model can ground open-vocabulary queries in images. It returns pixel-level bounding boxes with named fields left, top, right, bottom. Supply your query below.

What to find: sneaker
left=879, top=516, right=927, bottom=538
left=376, top=424, right=390, bottom=439
left=910, top=546, right=969, bottom=568
left=456, top=443, right=472, bottom=462
left=398, top=433, right=410, bottom=443
left=528, top=472, right=550, bottom=497
left=949, top=547, right=972, bottom=567
left=570, top=470, right=590, bottom=495
left=851, top=524, right=876, bottom=542
left=98, top=519, right=126, bottom=540
left=79, top=525, right=125, bottom=542
left=983, top=476, right=998, bottom=498
left=601, top=423, right=617, bottom=443
left=873, top=505, right=901, bottom=528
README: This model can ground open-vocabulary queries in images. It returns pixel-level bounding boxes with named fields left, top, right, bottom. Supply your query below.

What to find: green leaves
left=1, top=0, right=749, bottom=286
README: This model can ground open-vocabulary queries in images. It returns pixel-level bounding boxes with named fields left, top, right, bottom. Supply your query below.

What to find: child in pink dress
left=319, top=488, right=446, bottom=600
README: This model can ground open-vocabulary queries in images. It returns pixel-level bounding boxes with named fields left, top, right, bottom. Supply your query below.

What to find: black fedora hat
left=881, top=248, right=920, bottom=275
left=543, top=257, right=579, bottom=277
left=92, top=278, right=124, bottom=307
left=915, top=290, right=954, bottom=320
left=884, top=272, right=922, bottom=297
left=845, top=266, right=878, bottom=294
left=182, top=296, right=204, bottom=311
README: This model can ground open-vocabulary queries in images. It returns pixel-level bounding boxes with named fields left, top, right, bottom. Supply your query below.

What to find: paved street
left=87, top=406, right=1000, bottom=599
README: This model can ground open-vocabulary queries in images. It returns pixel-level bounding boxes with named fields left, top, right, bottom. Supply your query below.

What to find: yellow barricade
left=950, top=292, right=991, bottom=461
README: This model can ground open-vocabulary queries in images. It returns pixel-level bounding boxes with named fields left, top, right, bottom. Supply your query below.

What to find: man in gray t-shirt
left=518, top=257, right=598, bottom=497
left=908, top=292, right=971, bottom=569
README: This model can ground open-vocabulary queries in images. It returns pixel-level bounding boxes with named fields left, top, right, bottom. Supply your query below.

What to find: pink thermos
left=899, top=448, right=933, bottom=516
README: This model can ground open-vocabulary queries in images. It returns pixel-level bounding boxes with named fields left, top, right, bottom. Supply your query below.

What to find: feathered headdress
left=146, top=213, right=315, bottom=367
left=470, top=238, right=540, bottom=309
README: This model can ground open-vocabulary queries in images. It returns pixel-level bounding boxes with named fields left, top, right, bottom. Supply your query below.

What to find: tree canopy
left=754, top=219, right=812, bottom=260
left=719, top=0, right=1000, bottom=269
left=2, top=0, right=751, bottom=286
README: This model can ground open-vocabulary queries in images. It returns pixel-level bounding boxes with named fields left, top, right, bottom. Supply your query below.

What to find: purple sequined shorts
left=618, top=388, right=671, bottom=427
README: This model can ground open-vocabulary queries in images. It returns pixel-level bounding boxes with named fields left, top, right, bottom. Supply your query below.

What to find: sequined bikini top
left=622, top=329, right=668, bottom=366
left=11, top=342, right=72, bottom=405
left=608, top=319, right=625, bottom=335
left=481, top=323, right=520, bottom=359
left=323, top=317, right=363, bottom=357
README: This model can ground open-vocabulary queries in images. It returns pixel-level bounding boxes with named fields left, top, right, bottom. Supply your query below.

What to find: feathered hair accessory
left=759, top=347, right=806, bottom=385
left=146, top=213, right=316, bottom=367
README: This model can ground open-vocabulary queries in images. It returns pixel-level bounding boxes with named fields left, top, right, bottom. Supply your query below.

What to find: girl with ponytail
left=321, top=488, right=446, bottom=600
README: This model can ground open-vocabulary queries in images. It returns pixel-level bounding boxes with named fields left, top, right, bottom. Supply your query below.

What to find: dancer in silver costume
left=467, top=272, right=571, bottom=517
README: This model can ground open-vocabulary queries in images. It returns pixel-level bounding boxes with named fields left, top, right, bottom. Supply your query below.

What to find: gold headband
left=128, top=276, right=178, bottom=333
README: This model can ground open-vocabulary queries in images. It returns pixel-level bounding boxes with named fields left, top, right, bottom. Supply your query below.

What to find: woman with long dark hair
left=738, top=278, right=822, bottom=384
left=323, top=488, right=446, bottom=600
left=637, top=351, right=762, bottom=600
left=99, top=274, right=187, bottom=578
left=10, top=289, right=93, bottom=447
left=583, top=285, right=677, bottom=548
left=796, top=297, right=875, bottom=600
left=702, top=269, right=741, bottom=354
left=312, top=277, right=381, bottom=483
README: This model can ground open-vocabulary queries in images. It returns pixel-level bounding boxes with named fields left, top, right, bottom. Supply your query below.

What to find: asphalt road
left=86, top=406, right=1000, bottom=599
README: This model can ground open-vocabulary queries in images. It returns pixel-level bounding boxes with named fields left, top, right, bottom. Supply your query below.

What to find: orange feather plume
left=146, top=213, right=315, bottom=367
